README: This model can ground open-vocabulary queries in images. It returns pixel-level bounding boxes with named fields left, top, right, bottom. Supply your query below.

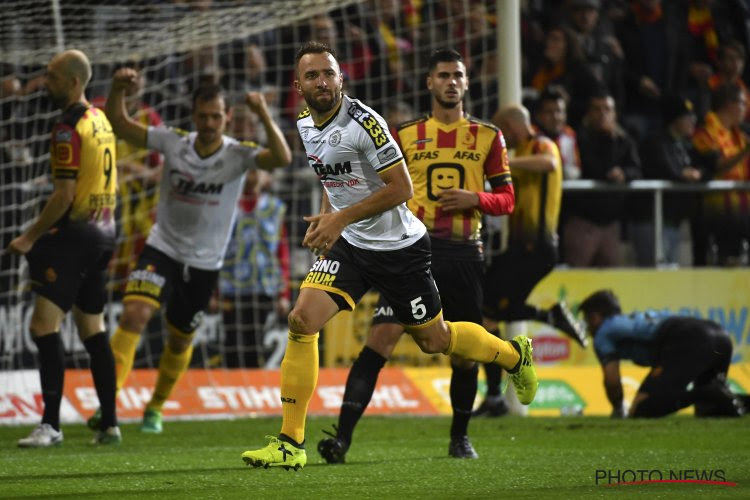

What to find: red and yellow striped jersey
left=51, top=103, right=117, bottom=232
left=395, top=114, right=511, bottom=241
left=509, top=135, right=562, bottom=247
left=693, top=111, right=750, bottom=216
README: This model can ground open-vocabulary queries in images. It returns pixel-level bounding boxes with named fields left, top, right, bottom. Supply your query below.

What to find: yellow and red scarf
left=688, top=3, right=719, bottom=62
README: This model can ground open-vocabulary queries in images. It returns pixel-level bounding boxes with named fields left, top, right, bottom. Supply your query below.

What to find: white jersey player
left=102, top=74, right=291, bottom=434
left=241, top=41, right=537, bottom=471
left=146, top=127, right=257, bottom=269
left=296, top=94, right=425, bottom=251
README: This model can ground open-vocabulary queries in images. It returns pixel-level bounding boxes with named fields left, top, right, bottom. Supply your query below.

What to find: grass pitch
left=1, top=416, right=748, bottom=499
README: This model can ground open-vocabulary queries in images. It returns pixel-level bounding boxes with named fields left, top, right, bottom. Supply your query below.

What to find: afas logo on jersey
left=411, top=151, right=438, bottom=162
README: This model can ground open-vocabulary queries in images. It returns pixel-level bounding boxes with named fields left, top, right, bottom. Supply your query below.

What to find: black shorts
left=633, top=317, right=733, bottom=417
left=482, top=241, right=557, bottom=321
left=123, top=245, right=218, bottom=333
left=26, top=222, right=114, bottom=314
left=372, top=238, right=483, bottom=326
left=300, top=233, right=441, bottom=327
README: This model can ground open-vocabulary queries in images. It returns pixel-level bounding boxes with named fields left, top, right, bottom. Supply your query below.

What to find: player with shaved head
left=8, top=49, right=121, bottom=447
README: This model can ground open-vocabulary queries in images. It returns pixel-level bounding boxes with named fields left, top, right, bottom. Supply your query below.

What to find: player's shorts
left=123, top=244, right=218, bottom=333
left=372, top=238, right=483, bottom=326
left=482, top=240, right=557, bottom=321
left=26, top=221, right=114, bottom=314
left=634, top=317, right=733, bottom=417
left=300, top=233, right=441, bottom=327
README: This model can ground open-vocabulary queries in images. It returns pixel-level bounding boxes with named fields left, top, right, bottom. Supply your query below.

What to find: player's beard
left=305, top=88, right=341, bottom=113
left=435, top=96, right=461, bottom=109
left=197, top=128, right=219, bottom=146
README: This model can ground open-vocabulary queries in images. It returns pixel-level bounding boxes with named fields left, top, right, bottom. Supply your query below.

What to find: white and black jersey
left=297, top=95, right=426, bottom=251
left=146, top=127, right=259, bottom=270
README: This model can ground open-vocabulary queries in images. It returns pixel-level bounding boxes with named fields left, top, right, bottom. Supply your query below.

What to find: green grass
left=1, top=416, right=749, bottom=499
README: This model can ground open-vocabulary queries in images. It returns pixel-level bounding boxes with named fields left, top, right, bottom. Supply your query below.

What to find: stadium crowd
left=2, top=0, right=750, bottom=368
left=3, top=0, right=750, bottom=276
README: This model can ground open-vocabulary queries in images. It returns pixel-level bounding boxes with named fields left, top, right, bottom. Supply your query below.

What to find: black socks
left=336, top=346, right=386, bottom=446
left=83, top=332, right=118, bottom=429
left=34, top=333, right=65, bottom=431
left=450, top=363, right=479, bottom=437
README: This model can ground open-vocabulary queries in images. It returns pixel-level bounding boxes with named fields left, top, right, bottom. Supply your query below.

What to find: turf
left=1, top=416, right=748, bottom=499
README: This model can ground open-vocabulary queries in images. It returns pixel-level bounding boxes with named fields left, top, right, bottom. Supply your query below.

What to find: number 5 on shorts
left=410, top=297, right=426, bottom=320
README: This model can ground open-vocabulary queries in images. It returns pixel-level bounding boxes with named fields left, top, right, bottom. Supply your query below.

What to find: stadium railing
left=562, top=180, right=750, bottom=265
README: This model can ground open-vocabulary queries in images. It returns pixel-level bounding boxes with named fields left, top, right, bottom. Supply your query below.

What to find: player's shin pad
left=280, top=332, right=320, bottom=445
left=444, top=321, right=520, bottom=369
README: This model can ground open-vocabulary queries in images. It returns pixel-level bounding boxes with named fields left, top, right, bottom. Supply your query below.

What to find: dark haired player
left=93, top=68, right=291, bottom=434
left=241, top=43, right=538, bottom=471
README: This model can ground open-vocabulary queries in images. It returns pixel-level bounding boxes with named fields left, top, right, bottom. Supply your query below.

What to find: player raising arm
left=86, top=68, right=291, bottom=434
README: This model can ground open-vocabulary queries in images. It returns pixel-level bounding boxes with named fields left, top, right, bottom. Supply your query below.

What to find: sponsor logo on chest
left=170, top=170, right=224, bottom=197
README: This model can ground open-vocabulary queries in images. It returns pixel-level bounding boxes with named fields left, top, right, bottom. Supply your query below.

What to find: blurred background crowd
left=1, top=0, right=750, bottom=366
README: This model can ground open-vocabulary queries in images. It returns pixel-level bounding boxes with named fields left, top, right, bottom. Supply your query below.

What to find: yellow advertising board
left=527, top=268, right=750, bottom=367
left=323, top=269, right=750, bottom=371
left=402, top=363, right=750, bottom=416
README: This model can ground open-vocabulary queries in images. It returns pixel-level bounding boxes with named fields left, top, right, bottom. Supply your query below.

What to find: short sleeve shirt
left=146, top=127, right=259, bottom=269
left=593, top=311, right=671, bottom=366
left=297, top=95, right=426, bottom=251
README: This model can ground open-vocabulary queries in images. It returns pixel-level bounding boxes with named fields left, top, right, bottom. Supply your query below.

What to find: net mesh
left=1, top=0, right=500, bottom=378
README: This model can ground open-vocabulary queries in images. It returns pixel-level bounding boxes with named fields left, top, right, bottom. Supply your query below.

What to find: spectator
left=533, top=86, right=582, bottom=180
left=615, top=0, right=689, bottom=141
left=465, top=2, right=499, bottom=120
left=633, top=96, right=710, bottom=266
left=686, top=0, right=750, bottom=90
left=527, top=25, right=599, bottom=127
left=692, top=83, right=750, bottom=265
left=352, top=0, right=418, bottom=109
left=706, top=41, right=750, bottom=124
left=563, top=91, right=641, bottom=267
left=219, top=168, right=290, bottom=368
left=565, top=0, right=625, bottom=112
left=308, top=13, right=372, bottom=85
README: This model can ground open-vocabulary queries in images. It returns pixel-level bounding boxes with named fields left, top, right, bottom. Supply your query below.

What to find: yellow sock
left=280, top=332, right=319, bottom=445
left=147, top=342, right=194, bottom=412
left=110, top=326, right=141, bottom=391
left=444, top=321, right=520, bottom=370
